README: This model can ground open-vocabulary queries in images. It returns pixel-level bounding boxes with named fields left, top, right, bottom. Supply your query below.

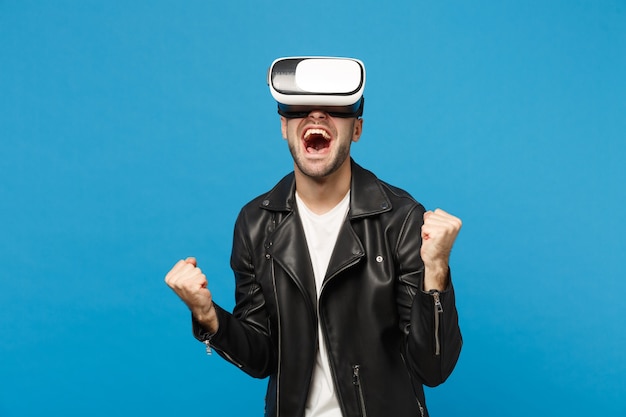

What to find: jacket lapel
left=267, top=209, right=318, bottom=315
left=323, top=220, right=364, bottom=288
left=260, top=160, right=393, bottom=305
left=323, top=161, right=392, bottom=289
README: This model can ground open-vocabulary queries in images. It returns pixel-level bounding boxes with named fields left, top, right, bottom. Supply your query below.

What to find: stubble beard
left=288, top=135, right=352, bottom=179
left=287, top=118, right=356, bottom=179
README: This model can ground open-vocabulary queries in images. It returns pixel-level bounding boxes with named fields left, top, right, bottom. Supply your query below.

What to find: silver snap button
left=376, top=255, right=384, bottom=263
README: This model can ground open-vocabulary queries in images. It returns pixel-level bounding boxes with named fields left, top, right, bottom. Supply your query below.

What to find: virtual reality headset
left=268, top=56, right=366, bottom=118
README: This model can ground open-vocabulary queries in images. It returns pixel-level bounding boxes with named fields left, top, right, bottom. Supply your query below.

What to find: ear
left=352, top=118, right=363, bottom=143
left=280, top=116, right=288, bottom=139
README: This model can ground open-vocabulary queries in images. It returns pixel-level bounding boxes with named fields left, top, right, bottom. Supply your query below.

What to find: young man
left=166, top=57, right=463, bottom=417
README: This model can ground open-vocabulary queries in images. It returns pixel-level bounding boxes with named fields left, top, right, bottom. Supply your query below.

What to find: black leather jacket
left=194, top=161, right=462, bottom=417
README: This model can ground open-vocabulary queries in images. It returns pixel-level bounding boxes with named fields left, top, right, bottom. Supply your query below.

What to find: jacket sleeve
left=192, top=209, right=277, bottom=379
left=395, top=204, right=462, bottom=387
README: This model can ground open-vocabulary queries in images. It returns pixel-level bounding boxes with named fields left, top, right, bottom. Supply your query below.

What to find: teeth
left=304, top=128, right=330, bottom=140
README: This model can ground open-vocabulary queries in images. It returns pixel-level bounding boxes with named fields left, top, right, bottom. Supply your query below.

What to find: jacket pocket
left=352, top=365, right=368, bottom=417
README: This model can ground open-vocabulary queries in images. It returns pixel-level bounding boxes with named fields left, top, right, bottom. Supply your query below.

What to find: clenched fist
left=421, top=209, right=462, bottom=291
left=165, top=257, right=219, bottom=334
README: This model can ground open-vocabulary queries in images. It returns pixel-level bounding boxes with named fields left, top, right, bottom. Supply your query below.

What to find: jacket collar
left=259, top=159, right=393, bottom=218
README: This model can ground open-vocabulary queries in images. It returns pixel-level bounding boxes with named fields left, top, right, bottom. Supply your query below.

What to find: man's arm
left=397, top=206, right=463, bottom=387
left=165, top=211, right=277, bottom=379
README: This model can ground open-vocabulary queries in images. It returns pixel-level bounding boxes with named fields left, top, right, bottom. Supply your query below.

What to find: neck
left=294, top=159, right=351, bottom=215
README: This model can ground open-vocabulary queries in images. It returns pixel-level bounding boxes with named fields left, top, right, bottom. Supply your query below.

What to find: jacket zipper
left=417, top=398, right=425, bottom=417
left=432, top=291, right=443, bottom=356
left=318, top=250, right=364, bottom=414
left=216, top=348, right=244, bottom=368
left=201, top=330, right=245, bottom=368
left=352, top=365, right=368, bottom=417
left=399, top=353, right=426, bottom=417
left=203, top=339, right=212, bottom=355
left=271, top=262, right=283, bottom=417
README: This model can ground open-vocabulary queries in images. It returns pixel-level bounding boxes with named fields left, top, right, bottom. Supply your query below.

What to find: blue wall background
left=1, top=1, right=624, bottom=416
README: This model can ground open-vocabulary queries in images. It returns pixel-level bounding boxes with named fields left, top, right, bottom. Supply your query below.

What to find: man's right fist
left=165, top=257, right=219, bottom=334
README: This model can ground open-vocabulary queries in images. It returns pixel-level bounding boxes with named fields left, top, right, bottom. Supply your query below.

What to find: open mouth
left=303, top=128, right=331, bottom=153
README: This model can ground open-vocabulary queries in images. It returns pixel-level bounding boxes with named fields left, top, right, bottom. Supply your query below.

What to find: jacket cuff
left=420, top=267, right=452, bottom=294
left=191, top=303, right=229, bottom=344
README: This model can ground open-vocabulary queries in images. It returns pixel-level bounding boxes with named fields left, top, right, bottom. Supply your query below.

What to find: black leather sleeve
left=192, top=208, right=277, bottom=379
left=395, top=204, right=463, bottom=387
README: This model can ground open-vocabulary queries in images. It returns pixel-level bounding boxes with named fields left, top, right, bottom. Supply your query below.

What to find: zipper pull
left=433, top=291, right=443, bottom=313
left=431, top=291, right=443, bottom=356
left=204, top=339, right=212, bottom=355
left=352, top=365, right=360, bottom=385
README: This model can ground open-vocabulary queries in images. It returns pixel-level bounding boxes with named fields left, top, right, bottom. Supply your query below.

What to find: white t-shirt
left=295, top=191, right=350, bottom=417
